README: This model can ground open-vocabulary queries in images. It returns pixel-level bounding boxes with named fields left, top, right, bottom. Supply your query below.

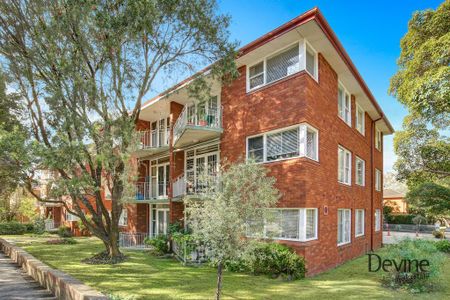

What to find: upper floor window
left=338, top=146, right=351, bottom=185
left=338, top=83, right=351, bottom=126
left=375, top=127, right=382, bottom=151
left=247, top=40, right=318, bottom=91
left=356, top=104, right=365, bottom=135
left=247, top=124, right=318, bottom=163
left=375, top=169, right=382, bottom=191
left=355, top=156, right=365, bottom=186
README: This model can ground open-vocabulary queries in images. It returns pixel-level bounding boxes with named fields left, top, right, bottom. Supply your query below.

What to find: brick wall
left=220, top=53, right=383, bottom=275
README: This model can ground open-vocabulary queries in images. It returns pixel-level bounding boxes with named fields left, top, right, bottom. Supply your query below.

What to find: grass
left=3, top=235, right=450, bottom=300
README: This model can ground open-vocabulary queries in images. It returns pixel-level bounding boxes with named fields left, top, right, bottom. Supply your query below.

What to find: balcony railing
left=173, top=104, right=222, bottom=143
left=172, top=174, right=219, bottom=198
left=138, top=128, right=170, bottom=150
left=135, top=182, right=169, bottom=200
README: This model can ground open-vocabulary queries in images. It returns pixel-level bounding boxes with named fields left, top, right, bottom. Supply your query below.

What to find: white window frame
left=246, top=39, right=318, bottom=92
left=338, top=82, right=352, bottom=126
left=355, top=209, right=365, bottom=237
left=355, top=156, right=365, bottom=186
left=338, top=146, right=352, bottom=185
left=337, top=209, right=351, bottom=246
left=258, top=208, right=318, bottom=242
left=304, top=40, right=319, bottom=82
left=375, top=127, right=382, bottom=151
left=375, top=169, right=382, bottom=191
left=356, top=103, right=365, bottom=135
left=66, top=211, right=79, bottom=222
left=246, top=123, right=319, bottom=164
left=119, top=208, right=128, bottom=227
left=375, top=209, right=381, bottom=232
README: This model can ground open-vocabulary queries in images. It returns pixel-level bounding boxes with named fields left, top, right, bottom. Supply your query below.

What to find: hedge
left=0, top=222, right=27, bottom=235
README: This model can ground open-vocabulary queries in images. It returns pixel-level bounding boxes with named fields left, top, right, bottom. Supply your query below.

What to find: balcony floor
left=174, top=126, right=222, bottom=149
left=133, top=146, right=169, bottom=159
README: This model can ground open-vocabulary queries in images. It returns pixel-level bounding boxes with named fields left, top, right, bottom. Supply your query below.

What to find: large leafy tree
left=186, top=162, right=279, bottom=300
left=390, top=1, right=449, bottom=218
left=0, top=0, right=236, bottom=259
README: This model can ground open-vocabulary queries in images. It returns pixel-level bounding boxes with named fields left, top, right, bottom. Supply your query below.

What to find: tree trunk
left=108, top=229, right=121, bottom=258
left=216, top=261, right=223, bottom=300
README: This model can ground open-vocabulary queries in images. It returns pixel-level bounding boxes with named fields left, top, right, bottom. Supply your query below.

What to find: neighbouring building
left=49, top=8, right=394, bottom=275
left=383, top=188, right=408, bottom=214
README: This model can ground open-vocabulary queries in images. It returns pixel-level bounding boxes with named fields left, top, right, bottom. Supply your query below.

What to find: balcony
left=134, top=182, right=169, bottom=202
left=172, top=174, right=219, bottom=199
left=133, top=129, right=170, bottom=158
left=173, top=104, right=222, bottom=148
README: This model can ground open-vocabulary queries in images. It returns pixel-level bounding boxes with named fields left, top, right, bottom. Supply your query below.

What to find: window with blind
left=355, top=156, right=365, bottom=186
left=375, top=128, right=382, bottom=150
left=355, top=209, right=364, bottom=237
left=338, top=83, right=351, bottom=126
left=375, top=169, right=382, bottom=191
left=337, top=209, right=351, bottom=245
left=260, top=208, right=318, bottom=241
left=247, top=39, right=318, bottom=91
left=375, top=209, right=381, bottom=231
left=338, top=146, right=352, bottom=185
left=247, top=124, right=318, bottom=163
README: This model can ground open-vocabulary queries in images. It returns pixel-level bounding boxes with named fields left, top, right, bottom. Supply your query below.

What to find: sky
left=213, top=0, right=443, bottom=173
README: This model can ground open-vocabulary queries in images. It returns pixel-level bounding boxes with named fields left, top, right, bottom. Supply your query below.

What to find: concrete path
left=0, top=252, right=56, bottom=300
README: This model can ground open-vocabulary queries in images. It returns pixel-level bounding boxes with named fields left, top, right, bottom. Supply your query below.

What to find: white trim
left=375, top=169, right=382, bottom=191
left=304, top=39, right=319, bottom=82
left=375, top=126, right=382, bottom=151
left=246, top=123, right=319, bottom=164
left=355, top=209, right=365, bottom=237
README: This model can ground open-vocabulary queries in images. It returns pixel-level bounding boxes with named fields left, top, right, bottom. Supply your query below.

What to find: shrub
left=33, top=218, right=46, bottom=234
left=246, top=242, right=306, bottom=280
left=435, top=240, right=450, bottom=253
left=432, top=230, right=445, bottom=239
left=381, top=239, right=444, bottom=293
left=0, top=222, right=26, bottom=235
left=144, top=235, right=169, bottom=255
left=388, top=214, right=416, bottom=225
left=23, top=223, right=34, bottom=233
left=57, top=226, right=73, bottom=238
left=46, top=237, right=77, bottom=245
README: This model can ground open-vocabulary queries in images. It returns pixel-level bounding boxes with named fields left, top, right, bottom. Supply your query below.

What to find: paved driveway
left=0, top=252, right=56, bottom=299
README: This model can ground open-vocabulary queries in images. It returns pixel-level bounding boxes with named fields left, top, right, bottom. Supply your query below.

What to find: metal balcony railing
left=135, top=182, right=169, bottom=200
left=138, top=128, right=170, bottom=150
left=173, top=104, right=222, bottom=143
left=172, top=174, right=219, bottom=198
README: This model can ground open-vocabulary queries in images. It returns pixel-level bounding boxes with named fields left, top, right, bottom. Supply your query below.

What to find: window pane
left=248, top=136, right=264, bottom=162
left=306, top=47, right=316, bottom=77
left=338, top=87, right=344, bottom=117
left=306, top=129, right=316, bottom=160
left=250, top=74, right=264, bottom=89
left=266, top=45, right=299, bottom=84
left=281, top=210, right=299, bottom=239
left=249, top=62, right=264, bottom=89
left=267, top=128, right=299, bottom=161
left=249, top=62, right=263, bottom=77
left=306, top=209, right=316, bottom=239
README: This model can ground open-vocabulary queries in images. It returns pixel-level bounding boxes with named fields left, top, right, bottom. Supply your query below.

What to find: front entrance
left=150, top=204, right=169, bottom=237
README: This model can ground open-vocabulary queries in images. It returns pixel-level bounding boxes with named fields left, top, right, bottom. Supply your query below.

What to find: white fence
left=384, top=223, right=450, bottom=233
left=119, top=232, right=151, bottom=249
left=44, top=219, right=58, bottom=231
left=172, top=239, right=209, bottom=264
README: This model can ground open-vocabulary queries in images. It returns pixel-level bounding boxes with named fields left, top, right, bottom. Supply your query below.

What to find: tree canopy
left=0, top=0, right=237, bottom=259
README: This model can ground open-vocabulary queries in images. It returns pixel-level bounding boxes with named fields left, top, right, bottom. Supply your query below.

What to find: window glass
left=266, top=45, right=300, bottom=84
left=248, top=136, right=264, bottom=162
left=249, top=62, right=264, bottom=89
left=306, top=46, right=316, bottom=77
left=267, top=128, right=299, bottom=161
left=338, top=209, right=351, bottom=245
left=306, top=209, right=317, bottom=239
left=306, top=129, right=317, bottom=160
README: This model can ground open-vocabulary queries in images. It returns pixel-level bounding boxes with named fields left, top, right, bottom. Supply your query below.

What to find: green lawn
left=3, top=235, right=450, bottom=300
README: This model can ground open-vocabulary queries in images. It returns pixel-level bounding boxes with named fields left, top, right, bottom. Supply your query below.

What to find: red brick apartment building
left=49, top=8, right=394, bottom=275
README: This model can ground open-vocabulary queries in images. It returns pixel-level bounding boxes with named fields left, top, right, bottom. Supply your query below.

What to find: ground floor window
left=337, top=209, right=351, bottom=245
left=119, top=208, right=128, bottom=227
left=150, top=204, right=169, bottom=237
left=252, top=208, right=318, bottom=241
left=355, top=209, right=364, bottom=237
left=375, top=209, right=381, bottom=231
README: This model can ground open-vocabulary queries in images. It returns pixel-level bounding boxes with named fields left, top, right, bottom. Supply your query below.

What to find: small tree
left=186, top=161, right=279, bottom=300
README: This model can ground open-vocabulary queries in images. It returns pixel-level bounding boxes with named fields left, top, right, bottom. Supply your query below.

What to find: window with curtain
left=338, top=209, right=351, bottom=245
